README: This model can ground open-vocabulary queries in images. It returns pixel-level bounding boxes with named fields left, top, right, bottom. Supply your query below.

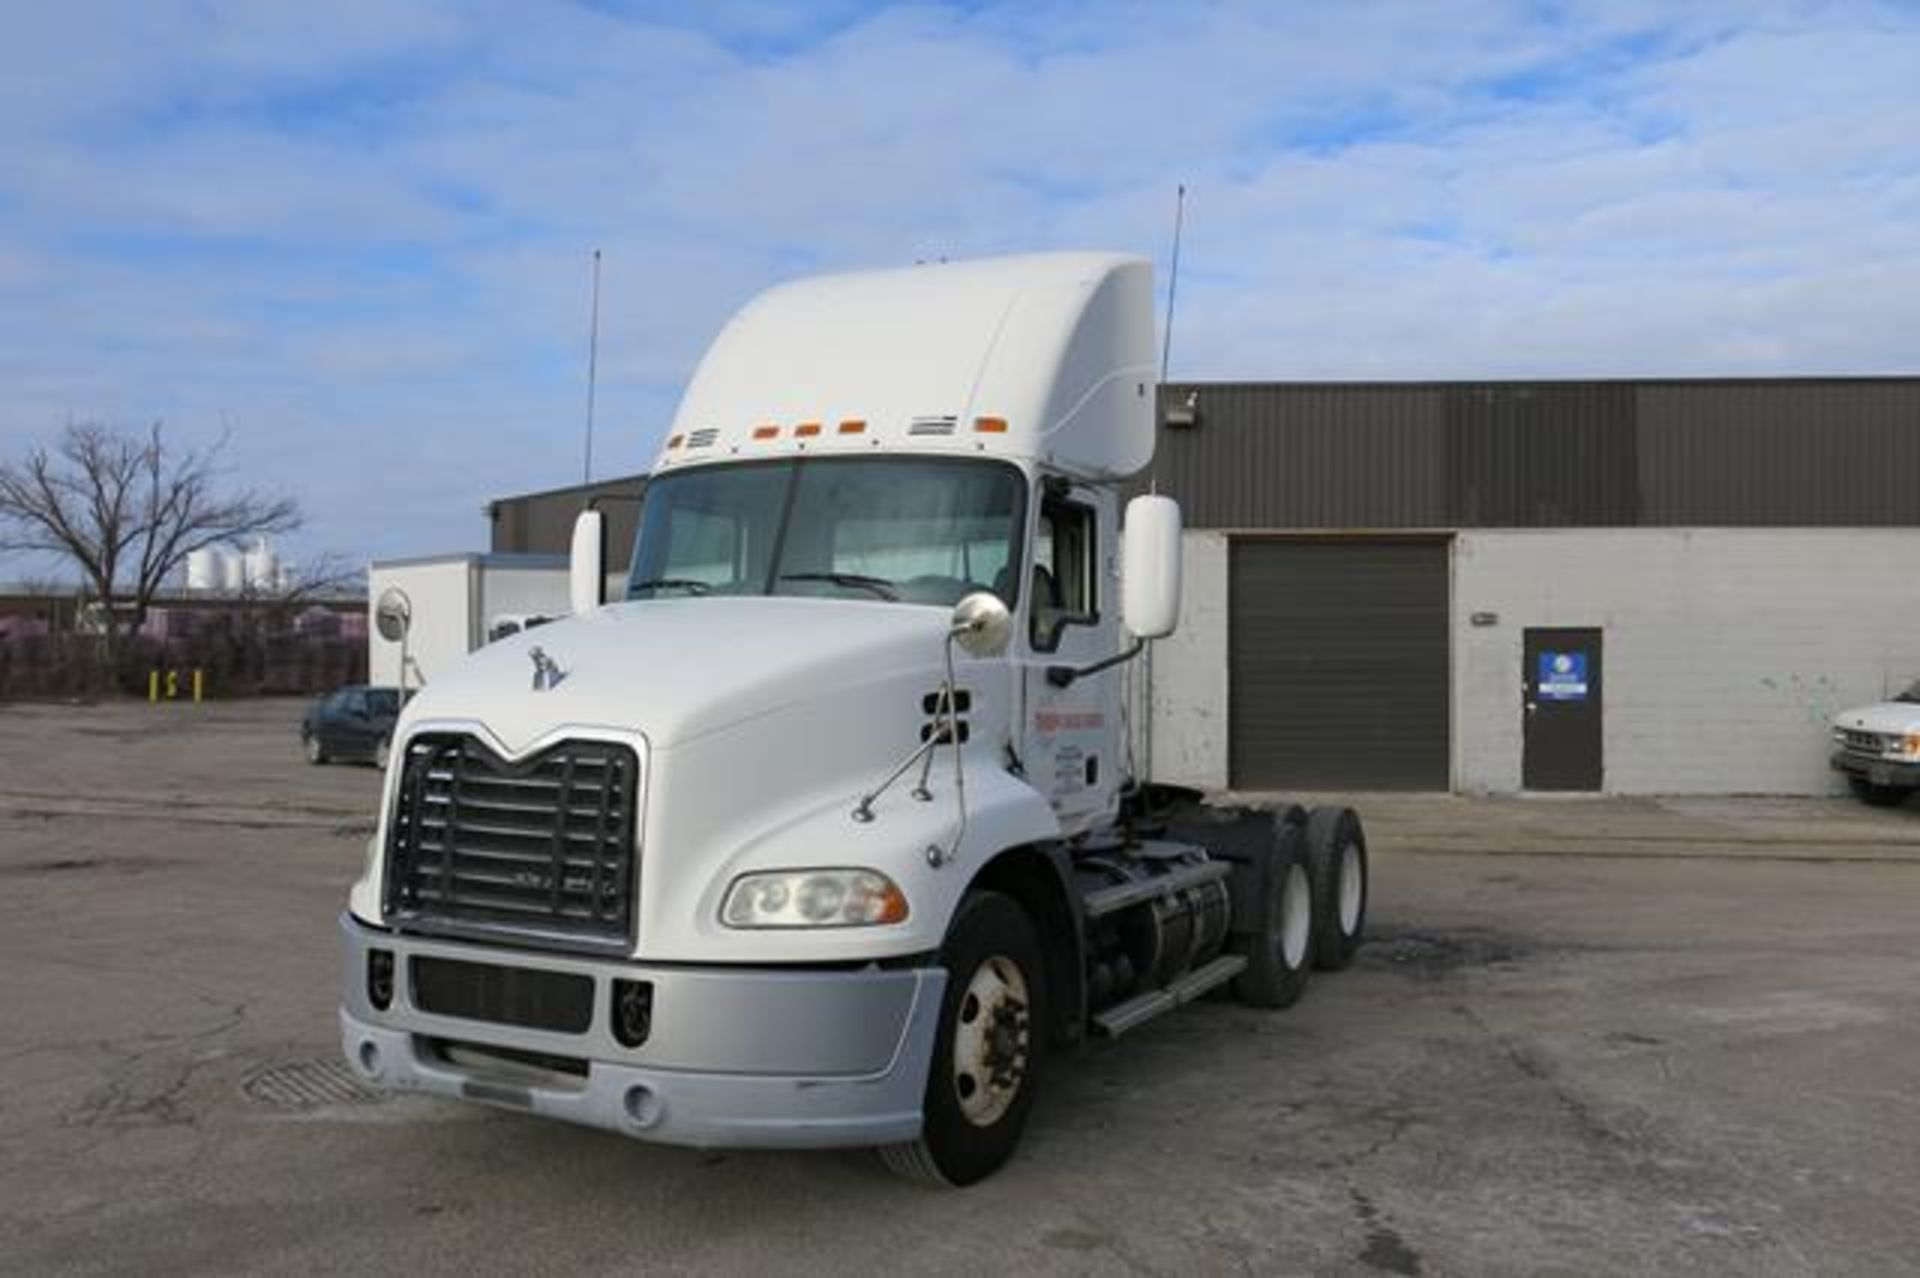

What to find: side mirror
left=950, top=591, right=1013, bottom=657
left=570, top=510, right=605, bottom=615
left=1122, top=495, right=1182, bottom=639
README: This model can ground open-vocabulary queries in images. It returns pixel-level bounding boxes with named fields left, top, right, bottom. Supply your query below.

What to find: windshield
left=625, top=457, right=1026, bottom=608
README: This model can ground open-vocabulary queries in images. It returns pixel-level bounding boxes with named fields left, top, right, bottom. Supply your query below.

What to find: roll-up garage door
left=1228, top=538, right=1450, bottom=790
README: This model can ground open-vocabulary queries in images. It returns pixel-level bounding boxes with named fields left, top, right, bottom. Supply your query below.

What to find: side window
left=343, top=689, right=370, bottom=718
left=1030, top=493, right=1097, bottom=652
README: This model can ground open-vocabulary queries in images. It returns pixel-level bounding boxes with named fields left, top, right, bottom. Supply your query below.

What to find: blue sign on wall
left=1538, top=650, right=1589, bottom=701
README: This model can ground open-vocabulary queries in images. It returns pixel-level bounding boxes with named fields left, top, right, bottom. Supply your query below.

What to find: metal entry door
left=1522, top=627, right=1603, bottom=791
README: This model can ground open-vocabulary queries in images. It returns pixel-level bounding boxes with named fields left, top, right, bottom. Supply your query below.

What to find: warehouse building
left=483, top=376, right=1920, bottom=797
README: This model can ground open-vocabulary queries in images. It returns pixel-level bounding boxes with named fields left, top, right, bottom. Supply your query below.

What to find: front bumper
left=1829, top=751, right=1920, bottom=787
left=339, top=914, right=943, bottom=1149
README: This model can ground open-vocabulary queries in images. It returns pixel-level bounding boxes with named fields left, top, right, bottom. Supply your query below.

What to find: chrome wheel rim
left=951, top=955, right=1030, bottom=1127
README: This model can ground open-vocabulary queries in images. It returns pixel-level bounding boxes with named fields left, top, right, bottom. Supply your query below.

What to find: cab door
left=1018, top=479, right=1123, bottom=835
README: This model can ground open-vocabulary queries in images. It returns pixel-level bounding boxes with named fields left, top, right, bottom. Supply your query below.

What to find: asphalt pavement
left=3, top=699, right=1918, bottom=1276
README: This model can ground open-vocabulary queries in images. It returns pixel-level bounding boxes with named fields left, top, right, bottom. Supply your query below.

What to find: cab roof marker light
left=752, top=425, right=780, bottom=440
left=666, top=434, right=684, bottom=449
left=795, top=422, right=822, bottom=437
left=838, top=419, right=867, bottom=435
left=974, top=416, right=1008, bottom=434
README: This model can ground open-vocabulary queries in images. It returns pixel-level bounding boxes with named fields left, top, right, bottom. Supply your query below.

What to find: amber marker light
left=666, top=434, right=684, bottom=449
left=838, top=419, right=867, bottom=434
left=752, top=425, right=780, bottom=440
left=795, top=422, right=822, bottom=438
left=974, top=416, right=1008, bottom=433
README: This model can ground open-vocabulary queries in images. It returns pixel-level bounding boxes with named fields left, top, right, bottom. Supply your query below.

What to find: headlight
left=1896, top=734, right=1920, bottom=758
left=721, top=869, right=909, bottom=929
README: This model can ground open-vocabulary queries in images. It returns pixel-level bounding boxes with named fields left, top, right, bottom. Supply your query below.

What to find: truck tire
left=1848, top=777, right=1910, bottom=808
left=1304, top=806, right=1368, bottom=971
left=1230, top=821, right=1314, bottom=1009
left=879, top=890, right=1046, bottom=1187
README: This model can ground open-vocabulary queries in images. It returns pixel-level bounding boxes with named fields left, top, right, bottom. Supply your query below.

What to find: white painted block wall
left=1454, top=529, right=1920, bottom=795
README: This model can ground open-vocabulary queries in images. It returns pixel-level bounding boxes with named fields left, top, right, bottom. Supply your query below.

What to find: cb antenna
left=583, top=248, right=602, bottom=484
left=1160, top=183, right=1186, bottom=384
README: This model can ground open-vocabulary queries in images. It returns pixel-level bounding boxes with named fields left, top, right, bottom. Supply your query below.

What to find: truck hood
left=397, top=596, right=952, bottom=754
left=1833, top=700, right=1920, bottom=735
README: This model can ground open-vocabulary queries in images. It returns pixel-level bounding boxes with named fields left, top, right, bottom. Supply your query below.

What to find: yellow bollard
left=148, top=670, right=159, bottom=704
left=193, top=669, right=204, bottom=703
left=165, top=669, right=179, bottom=701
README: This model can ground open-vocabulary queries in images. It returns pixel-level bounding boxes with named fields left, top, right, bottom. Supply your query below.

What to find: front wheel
left=879, top=891, right=1045, bottom=1187
left=303, top=733, right=326, bottom=765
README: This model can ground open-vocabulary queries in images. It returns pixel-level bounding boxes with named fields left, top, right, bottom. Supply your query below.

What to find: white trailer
left=340, top=253, right=1371, bottom=1185
left=366, top=553, right=568, bottom=689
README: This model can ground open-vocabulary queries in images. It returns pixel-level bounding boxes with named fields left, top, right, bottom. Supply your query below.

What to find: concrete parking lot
left=3, top=700, right=1918, bottom=1276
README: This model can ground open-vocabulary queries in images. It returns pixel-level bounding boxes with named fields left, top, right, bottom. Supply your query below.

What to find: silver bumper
left=339, top=914, right=943, bottom=1149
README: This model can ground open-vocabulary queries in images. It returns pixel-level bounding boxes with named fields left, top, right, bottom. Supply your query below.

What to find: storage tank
left=186, top=548, right=225, bottom=593
left=241, top=540, right=279, bottom=592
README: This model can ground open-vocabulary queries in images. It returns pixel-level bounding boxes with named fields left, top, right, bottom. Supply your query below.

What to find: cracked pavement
left=3, top=700, right=1919, bottom=1275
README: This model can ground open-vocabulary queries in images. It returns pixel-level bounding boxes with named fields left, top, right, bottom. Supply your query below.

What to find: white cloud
left=0, top=0, right=1915, bottom=570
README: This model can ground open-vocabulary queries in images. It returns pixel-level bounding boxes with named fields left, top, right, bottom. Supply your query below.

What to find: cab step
left=1090, top=953, right=1248, bottom=1038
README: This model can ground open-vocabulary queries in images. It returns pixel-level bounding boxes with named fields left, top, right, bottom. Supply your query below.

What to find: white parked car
left=1830, top=680, right=1920, bottom=807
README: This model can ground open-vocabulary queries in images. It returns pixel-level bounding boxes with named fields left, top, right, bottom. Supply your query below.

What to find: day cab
left=339, top=253, right=1371, bottom=1185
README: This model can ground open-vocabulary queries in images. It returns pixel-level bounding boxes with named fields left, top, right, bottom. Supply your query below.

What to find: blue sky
left=2, top=0, right=1917, bottom=572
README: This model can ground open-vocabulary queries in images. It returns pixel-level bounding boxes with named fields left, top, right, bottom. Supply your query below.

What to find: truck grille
left=384, top=733, right=640, bottom=953
left=1841, top=729, right=1889, bottom=755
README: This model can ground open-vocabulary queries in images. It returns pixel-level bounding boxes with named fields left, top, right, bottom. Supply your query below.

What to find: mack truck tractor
left=339, top=252, right=1370, bottom=1186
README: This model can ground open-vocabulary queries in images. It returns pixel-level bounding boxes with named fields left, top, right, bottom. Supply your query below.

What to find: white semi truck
left=339, top=252, right=1370, bottom=1185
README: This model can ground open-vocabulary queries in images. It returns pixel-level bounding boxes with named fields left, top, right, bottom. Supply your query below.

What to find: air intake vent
left=686, top=428, right=720, bottom=448
left=908, top=416, right=958, bottom=437
left=920, top=687, right=972, bottom=744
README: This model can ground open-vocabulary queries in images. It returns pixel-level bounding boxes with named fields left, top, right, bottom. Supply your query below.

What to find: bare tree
left=0, top=422, right=300, bottom=676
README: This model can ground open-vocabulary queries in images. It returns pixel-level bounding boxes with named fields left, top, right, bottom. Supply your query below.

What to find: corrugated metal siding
left=1444, top=382, right=1638, bottom=525
left=1228, top=538, right=1451, bottom=790
left=1148, top=384, right=1446, bottom=528
left=1637, top=381, right=1920, bottom=525
left=1151, top=377, right=1920, bottom=529
left=493, top=379, right=1920, bottom=546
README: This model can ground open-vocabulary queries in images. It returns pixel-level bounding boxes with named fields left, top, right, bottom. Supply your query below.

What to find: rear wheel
left=1849, top=777, right=1910, bottom=808
left=1304, top=806, right=1368, bottom=971
left=1231, top=822, right=1314, bottom=1009
left=879, top=891, right=1045, bottom=1187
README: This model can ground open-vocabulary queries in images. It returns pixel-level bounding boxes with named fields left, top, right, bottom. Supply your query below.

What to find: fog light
left=357, top=1040, right=382, bottom=1078
left=622, top=1083, right=663, bottom=1129
left=612, top=979, right=653, bottom=1048
left=367, top=949, right=395, bottom=1011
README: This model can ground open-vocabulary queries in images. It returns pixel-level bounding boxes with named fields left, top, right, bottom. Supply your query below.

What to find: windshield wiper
left=779, top=572, right=899, bottom=600
left=630, top=577, right=712, bottom=595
